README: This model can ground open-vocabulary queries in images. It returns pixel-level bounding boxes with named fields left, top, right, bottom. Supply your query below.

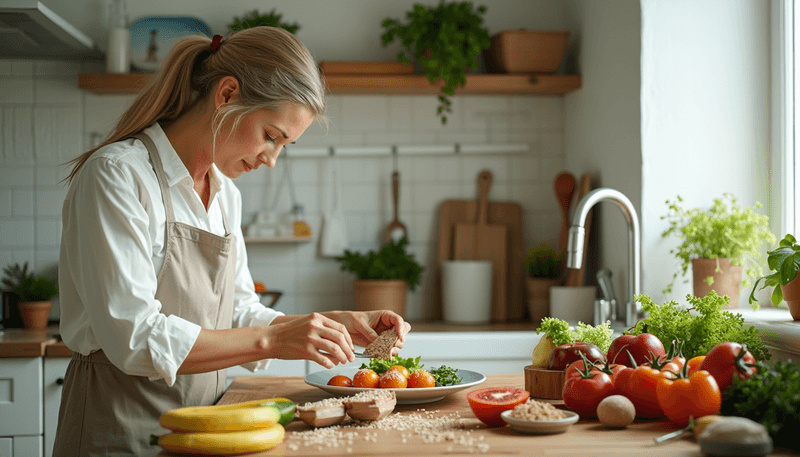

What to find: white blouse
left=58, top=123, right=283, bottom=386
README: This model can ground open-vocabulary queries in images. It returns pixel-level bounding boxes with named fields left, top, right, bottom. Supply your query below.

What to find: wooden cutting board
left=452, top=171, right=508, bottom=322
left=434, top=174, right=525, bottom=322
left=565, top=173, right=593, bottom=287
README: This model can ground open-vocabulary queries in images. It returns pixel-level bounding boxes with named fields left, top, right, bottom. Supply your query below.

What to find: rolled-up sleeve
left=62, top=155, right=200, bottom=386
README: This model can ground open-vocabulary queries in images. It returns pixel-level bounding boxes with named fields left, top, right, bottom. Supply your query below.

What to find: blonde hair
left=66, top=26, right=326, bottom=182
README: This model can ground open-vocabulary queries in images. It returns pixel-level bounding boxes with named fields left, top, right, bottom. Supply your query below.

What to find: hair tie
left=210, top=35, right=223, bottom=53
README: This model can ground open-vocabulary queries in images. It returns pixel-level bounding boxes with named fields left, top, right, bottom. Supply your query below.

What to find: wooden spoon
left=554, top=172, right=576, bottom=256
left=384, top=171, right=408, bottom=244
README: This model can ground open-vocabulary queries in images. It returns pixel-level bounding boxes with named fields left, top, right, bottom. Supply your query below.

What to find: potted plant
left=380, top=1, right=491, bottom=124
left=2, top=262, right=58, bottom=329
left=661, top=193, right=775, bottom=308
left=228, top=9, right=300, bottom=34
left=336, top=238, right=424, bottom=318
left=749, top=233, right=800, bottom=319
left=524, top=242, right=561, bottom=324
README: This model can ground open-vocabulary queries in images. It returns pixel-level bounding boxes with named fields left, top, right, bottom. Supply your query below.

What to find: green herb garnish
left=630, top=292, right=769, bottom=360
left=359, top=355, right=423, bottom=374
left=536, top=317, right=574, bottom=346
left=429, top=365, right=462, bottom=387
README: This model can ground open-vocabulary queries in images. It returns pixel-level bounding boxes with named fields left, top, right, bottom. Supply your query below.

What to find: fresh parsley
left=429, top=365, right=462, bottom=386
left=536, top=317, right=613, bottom=353
left=359, top=355, right=422, bottom=374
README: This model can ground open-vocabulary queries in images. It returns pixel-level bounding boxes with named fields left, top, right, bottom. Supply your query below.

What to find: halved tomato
left=467, top=387, right=530, bottom=427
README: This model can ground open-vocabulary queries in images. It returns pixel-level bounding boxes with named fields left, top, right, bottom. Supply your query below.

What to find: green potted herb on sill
left=228, top=9, right=300, bottom=35
left=336, top=238, right=424, bottom=318
left=1, top=262, right=58, bottom=329
left=524, top=242, right=561, bottom=324
left=661, top=193, right=775, bottom=308
left=380, top=1, right=491, bottom=124
left=749, top=233, right=800, bottom=320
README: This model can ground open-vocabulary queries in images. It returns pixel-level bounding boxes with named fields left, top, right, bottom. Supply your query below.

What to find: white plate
left=501, top=409, right=579, bottom=434
left=304, top=368, right=486, bottom=405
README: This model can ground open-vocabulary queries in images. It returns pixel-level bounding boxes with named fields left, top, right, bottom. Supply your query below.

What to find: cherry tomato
left=379, top=369, right=408, bottom=389
left=389, top=365, right=410, bottom=379
left=327, top=375, right=353, bottom=387
left=562, top=370, right=615, bottom=418
left=467, top=387, right=529, bottom=427
left=656, top=369, right=721, bottom=426
left=698, top=342, right=758, bottom=393
left=607, top=333, right=666, bottom=367
left=547, top=341, right=606, bottom=370
left=407, top=370, right=436, bottom=388
left=353, top=368, right=379, bottom=388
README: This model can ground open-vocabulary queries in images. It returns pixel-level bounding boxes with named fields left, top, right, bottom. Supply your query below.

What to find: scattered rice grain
left=509, top=398, right=566, bottom=421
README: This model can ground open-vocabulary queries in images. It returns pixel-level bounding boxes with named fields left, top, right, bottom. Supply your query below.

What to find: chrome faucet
left=566, top=188, right=641, bottom=327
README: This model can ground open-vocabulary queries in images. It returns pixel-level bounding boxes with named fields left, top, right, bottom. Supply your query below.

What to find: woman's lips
left=243, top=160, right=254, bottom=171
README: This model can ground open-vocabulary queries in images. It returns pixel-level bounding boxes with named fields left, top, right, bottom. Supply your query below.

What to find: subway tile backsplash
left=0, top=59, right=565, bottom=322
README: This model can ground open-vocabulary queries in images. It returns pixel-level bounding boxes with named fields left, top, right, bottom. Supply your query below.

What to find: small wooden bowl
left=524, top=365, right=566, bottom=400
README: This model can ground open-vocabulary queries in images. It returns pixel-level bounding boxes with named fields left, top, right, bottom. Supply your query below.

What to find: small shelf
left=78, top=72, right=582, bottom=96
left=243, top=235, right=312, bottom=244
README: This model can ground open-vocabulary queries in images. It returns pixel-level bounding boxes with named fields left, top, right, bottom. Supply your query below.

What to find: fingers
left=313, top=314, right=355, bottom=363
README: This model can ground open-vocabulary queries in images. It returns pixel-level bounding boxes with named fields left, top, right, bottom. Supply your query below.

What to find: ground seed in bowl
left=364, top=329, right=399, bottom=359
left=509, top=399, right=566, bottom=421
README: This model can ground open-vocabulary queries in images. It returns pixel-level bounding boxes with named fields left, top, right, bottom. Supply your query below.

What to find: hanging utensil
left=384, top=171, right=408, bottom=243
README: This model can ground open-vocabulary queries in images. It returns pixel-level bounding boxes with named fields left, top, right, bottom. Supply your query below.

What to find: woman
left=54, top=27, right=409, bottom=456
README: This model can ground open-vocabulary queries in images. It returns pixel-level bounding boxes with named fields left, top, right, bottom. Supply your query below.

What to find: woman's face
left=214, top=102, right=315, bottom=179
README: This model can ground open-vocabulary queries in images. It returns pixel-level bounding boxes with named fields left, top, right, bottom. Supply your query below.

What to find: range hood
left=0, top=0, right=103, bottom=60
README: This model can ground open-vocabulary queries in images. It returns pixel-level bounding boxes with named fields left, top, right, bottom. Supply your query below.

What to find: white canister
left=106, top=27, right=130, bottom=73
left=441, top=260, right=493, bottom=324
left=549, top=286, right=597, bottom=325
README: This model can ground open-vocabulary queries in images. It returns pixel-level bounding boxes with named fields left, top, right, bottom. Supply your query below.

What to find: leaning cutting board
left=452, top=171, right=508, bottom=322
left=434, top=172, right=525, bottom=322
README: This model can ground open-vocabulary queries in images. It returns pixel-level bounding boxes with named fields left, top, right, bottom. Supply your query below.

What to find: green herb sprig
left=429, top=365, right=462, bottom=386
left=336, top=238, right=424, bottom=290
left=721, top=359, right=800, bottom=451
left=630, top=292, right=768, bottom=360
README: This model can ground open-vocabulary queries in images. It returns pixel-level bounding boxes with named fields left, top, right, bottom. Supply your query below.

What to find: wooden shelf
left=78, top=72, right=582, bottom=96
left=243, top=235, right=312, bottom=244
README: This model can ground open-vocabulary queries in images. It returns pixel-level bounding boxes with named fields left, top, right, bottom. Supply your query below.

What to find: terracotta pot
left=353, top=280, right=407, bottom=318
left=780, top=275, right=800, bottom=320
left=525, top=277, right=561, bottom=325
left=691, top=258, right=742, bottom=309
left=18, top=300, right=52, bottom=329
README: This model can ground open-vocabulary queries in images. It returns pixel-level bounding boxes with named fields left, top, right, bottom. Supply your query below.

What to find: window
left=776, top=0, right=797, bottom=236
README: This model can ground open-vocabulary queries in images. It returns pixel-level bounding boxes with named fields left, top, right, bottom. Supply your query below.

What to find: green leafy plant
left=749, top=233, right=800, bottom=307
left=660, top=193, right=775, bottom=295
left=525, top=242, right=560, bottom=278
left=381, top=1, right=491, bottom=124
left=228, top=9, right=300, bottom=35
left=629, top=292, right=768, bottom=361
left=1, top=262, right=58, bottom=302
left=336, top=238, right=424, bottom=290
left=536, top=317, right=613, bottom=353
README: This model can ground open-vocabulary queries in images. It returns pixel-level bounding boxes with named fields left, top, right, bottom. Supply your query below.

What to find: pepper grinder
left=106, top=0, right=130, bottom=73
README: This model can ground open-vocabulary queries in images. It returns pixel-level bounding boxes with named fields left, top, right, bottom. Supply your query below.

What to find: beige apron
left=53, top=133, right=236, bottom=456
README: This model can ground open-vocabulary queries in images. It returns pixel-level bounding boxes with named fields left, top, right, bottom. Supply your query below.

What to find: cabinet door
left=43, top=359, right=70, bottom=457
left=0, top=438, right=10, bottom=457
left=0, top=358, right=42, bottom=436
left=13, top=435, right=42, bottom=457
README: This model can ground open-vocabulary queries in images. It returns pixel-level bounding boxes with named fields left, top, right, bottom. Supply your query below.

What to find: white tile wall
left=0, top=59, right=566, bottom=322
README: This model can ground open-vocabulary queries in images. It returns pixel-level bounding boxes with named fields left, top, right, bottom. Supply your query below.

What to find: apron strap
left=131, top=132, right=177, bottom=223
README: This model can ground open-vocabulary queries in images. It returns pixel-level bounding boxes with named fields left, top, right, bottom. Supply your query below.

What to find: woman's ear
left=214, top=76, right=239, bottom=108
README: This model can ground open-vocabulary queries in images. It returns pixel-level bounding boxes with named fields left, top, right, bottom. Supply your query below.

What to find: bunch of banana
left=151, top=398, right=295, bottom=455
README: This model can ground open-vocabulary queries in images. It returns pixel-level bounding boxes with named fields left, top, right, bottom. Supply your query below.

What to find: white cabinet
left=0, top=358, right=43, bottom=457
left=43, top=359, right=69, bottom=457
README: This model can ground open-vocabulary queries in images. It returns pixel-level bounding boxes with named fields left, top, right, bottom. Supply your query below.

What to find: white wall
left=640, top=0, right=771, bottom=307
left=0, top=0, right=577, bottom=323
left=562, top=0, right=642, bottom=314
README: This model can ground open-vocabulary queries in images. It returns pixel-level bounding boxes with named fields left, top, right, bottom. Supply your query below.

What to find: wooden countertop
left=207, top=373, right=798, bottom=457
left=0, top=326, right=59, bottom=357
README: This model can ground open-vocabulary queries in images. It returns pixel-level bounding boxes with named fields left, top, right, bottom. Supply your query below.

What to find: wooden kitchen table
left=157, top=373, right=799, bottom=457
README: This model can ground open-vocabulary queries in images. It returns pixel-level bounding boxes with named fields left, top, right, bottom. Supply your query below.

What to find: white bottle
left=106, top=0, right=130, bottom=73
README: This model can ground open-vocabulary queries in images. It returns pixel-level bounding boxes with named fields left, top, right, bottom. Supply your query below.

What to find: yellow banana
left=160, top=403, right=280, bottom=432
left=151, top=423, right=285, bottom=455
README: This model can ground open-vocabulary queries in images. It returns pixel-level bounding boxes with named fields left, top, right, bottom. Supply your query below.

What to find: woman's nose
left=258, top=153, right=276, bottom=168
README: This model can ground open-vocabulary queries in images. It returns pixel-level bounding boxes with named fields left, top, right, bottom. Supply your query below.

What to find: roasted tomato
left=547, top=341, right=606, bottom=370
left=327, top=375, right=353, bottom=387
left=407, top=370, right=436, bottom=388
left=698, top=342, right=757, bottom=393
left=607, top=333, right=666, bottom=367
left=379, top=369, right=408, bottom=389
left=353, top=368, right=379, bottom=388
left=467, top=387, right=530, bottom=427
left=389, top=365, right=410, bottom=379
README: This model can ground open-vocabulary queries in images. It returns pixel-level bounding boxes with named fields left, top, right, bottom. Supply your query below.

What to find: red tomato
left=562, top=370, right=615, bottom=418
left=698, top=342, right=758, bottom=393
left=607, top=333, right=666, bottom=367
left=656, top=370, right=721, bottom=426
left=547, top=341, right=606, bottom=370
left=566, top=359, right=623, bottom=384
left=467, top=387, right=530, bottom=427
left=618, top=365, right=665, bottom=418
left=327, top=375, right=353, bottom=387
left=352, top=369, right=379, bottom=388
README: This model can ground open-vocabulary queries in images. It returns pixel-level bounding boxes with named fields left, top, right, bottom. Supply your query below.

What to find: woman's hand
left=261, top=313, right=355, bottom=369
left=325, top=310, right=411, bottom=356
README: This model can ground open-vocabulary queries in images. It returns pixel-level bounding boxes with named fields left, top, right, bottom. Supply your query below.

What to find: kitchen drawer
left=43, top=359, right=69, bottom=457
left=0, top=358, right=42, bottom=436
